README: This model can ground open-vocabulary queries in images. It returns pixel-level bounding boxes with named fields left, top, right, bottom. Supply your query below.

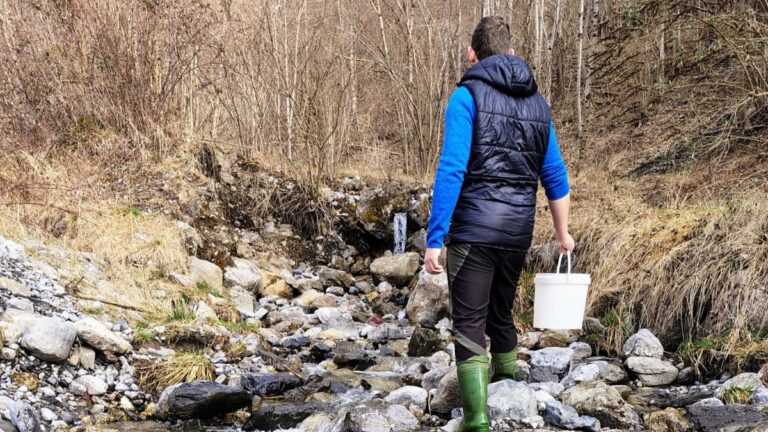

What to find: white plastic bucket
left=533, top=253, right=591, bottom=330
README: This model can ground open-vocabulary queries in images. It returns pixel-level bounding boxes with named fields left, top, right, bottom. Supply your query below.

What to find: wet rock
left=543, top=400, right=601, bottom=432
left=487, top=380, right=537, bottom=421
left=309, top=343, right=335, bottom=362
left=340, top=399, right=420, bottom=432
left=333, top=341, right=375, bottom=370
left=530, top=347, right=574, bottom=382
left=223, top=257, right=262, bottom=291
left=370, top=252, right=419, bottom=285
left=686, top=404, right=768, bottom=432
left=385, top=386, right=428, bottom=410
left=20, top=317, right=75, bottom=363
left=241, top=373, right=303, bottom=397
left=245, top=401, right=326, bottom=431
left=407, top=327, right=445, bottom=357
left=539, top=330, right=569, bottom=348
left=70, top=375, right=108, bottom=396
left=318, top=267, right=354, bottom=288
left=560, top=381, right=635, bottom=429
left=75, top=316, right=131, bottom=354
left=623, top=328, right=664, bottom=358
left=644, top=407, right=692, bottom=432
left=154, top=380, right=250, bottom=420
left=625, top=357, right=678, bottom=386
left=429, top=368, right=460, bottom=415
left=674, top=367, right=695, bottom=385
left=406, top=270, right=449, bottom=325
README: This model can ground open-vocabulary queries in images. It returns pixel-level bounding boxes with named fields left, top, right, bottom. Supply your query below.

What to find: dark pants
left=446, top=243, right=526, bottom=362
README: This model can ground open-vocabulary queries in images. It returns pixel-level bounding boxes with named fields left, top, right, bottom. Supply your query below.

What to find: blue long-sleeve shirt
left=426, top=87, right=570, bottom=249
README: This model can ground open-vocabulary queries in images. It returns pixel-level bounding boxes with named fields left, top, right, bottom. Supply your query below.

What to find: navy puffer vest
left=448, top=55, right=551, bottom=250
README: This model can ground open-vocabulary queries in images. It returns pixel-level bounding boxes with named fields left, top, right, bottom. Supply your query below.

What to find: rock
left=0, top=420, right=18, bottom=432
left=229, top=286, right=255, bottom=317
left=193, top=301, right=218, bottom=321
left=560, top=381, right=634, bottom=429
left=39, top=408, right=57, bottom=422
left=75, top=316, right=131, bottom=354
left=316, top=307, right=353, bottom=327
left=385, top=386, right=428, bottom=410
left=543, top=400, right=601, bottom=432
left=625, top=357, right=678, bottom=386
left=245, top=401, right=327, bottom=431
left=407, top=327, right=445, bottom=357
left=0, top=277, right=31, bottom=297
left=692, top=398, right=724, bottom=407
left=530, top=347, right=574, bottom=382
left=623, top=328, right=664, bottom=358
left=318, top=267, right=354, bottom=288
left=370, top=252, right=420, bottom=285
left=177, top=221, right=203, bottom=255
left=717, top=373, right=763, bottom=399
left=262, top=279, right=292, bottom=298
left=340, top=399, right=420, bottom=432
left=749, top=387, right=768, bottom=406
left=366, top=323, right=405, bottom=342
left=687, top=404, right=768, bottom=432
left=294, top=289, right=323, bottom=309
left=626, top=387, right=715, bottom=410
left=570, top=342, right=593, bottom=361
left=224, top=257, right=262, bottom=291
left=421, top=367, right=451, bottom=391
left=561, top=363, right=601, bottom=388
left=19, top=317, right=76, bottom=362
left=487, top=380, right=537, bottom=421
left=5, top=399, right=40, bottom=432
left=333, top=341, right=375, bottom=370
left=4, top=298, right=33, bottom=313
left=0, top=348, right=16, bottom=361
left=187, top=256, right=223, bottom=292
left=539, top=330, right=569, bottom=348
left=583, top=317, right=606, bottom=334
left=70, top=375, right=108, bottom=395
left=530, top=382, right=565, bottom=397
left=10, top=373, right=39, bottom=391
left=430, top=368, right=460, bottom=415
left=644, top=407, right=693, bottom=432
left=588, top=359, right=628, bottom=384
left=154, top=381, right=251, bottom=420
left=241, top=373, right=303, bottom=397
left=405, top=270, right=449, bottom=325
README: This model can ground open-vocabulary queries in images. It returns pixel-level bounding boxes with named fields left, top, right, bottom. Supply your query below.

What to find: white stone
left=20, top=317, right=76, bottom=362
left=224, top=258, right=262, bottom=291
left=71, top=375, right=108, bottom=395
left=622, top=329, right=664, bottom=358
left=385, top=386, right=428, bottom=411
left=75, top=316, right=131, bottom=354
left=405, top=269, right=449, bottom=325
left=487, top=380, right=537, bottom=421
left=625, top=357, right=678, bottom=386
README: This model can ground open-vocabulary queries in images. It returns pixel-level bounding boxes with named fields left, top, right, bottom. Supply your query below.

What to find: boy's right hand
left=424, top=248, right=444, bottom=274
left=557, top=232, right=575, bottom=253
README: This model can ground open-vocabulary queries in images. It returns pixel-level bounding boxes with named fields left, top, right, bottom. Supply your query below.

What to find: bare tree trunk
left=544, top=0, right=562, bottom=101
left=576, top=0, right=586, bottom=139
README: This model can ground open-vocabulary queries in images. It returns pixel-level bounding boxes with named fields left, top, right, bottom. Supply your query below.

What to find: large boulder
left=0, top=397, right=41, bottom=432
left=75, top=316, right=131, bottom=354
left=384, top=386, right=428, bottom=411
left=625, top=357, right=678, bottom=387
left=716, top=373, right=764, bottom=399
left=687, top=404, right=768, bottom=432
left=189, top=256, right=223, bottom=292
left=560, top=381, right=635, bottom=429
left=487, top=380, right=537, bottom=422
left=370, top=253, right=420, bottom=285
left=154, top=381, right=251, bottom=420
left=543, top=400, right=601, bottom=432
left=623, top=329, right=664, bottom=358
left=560, top=363, right=601, bottom=389
left=406, top=270, right=449, bottom=325
left=245, top=401, right=327, bottom=431
left=223, top=258, right=262, bottom=291
left=20, top=317, right=76, bottom=363
left=317, top=267, right=354, bottom=288
left=340, top=399, right=420, bottom=432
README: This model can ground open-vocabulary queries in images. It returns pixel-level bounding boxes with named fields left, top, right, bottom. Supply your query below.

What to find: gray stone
left=0, top=277, right=31, bottom=297
left=75, top=316, right=131, bottom=354
left=7, top=400, right=40, bottom=432
left=569, top=342, right=592, bottom=361
left=367, top=324, right=405, bottom=342
left=246, top=401, right=327, bottom=431
left=4, top=298, right=33, bottom=313
left=749, top=387, right=768, bottom=406
left=224, top=258, right=262, bottom=291
left=187, top=256, right=223, bottom=292
left=561, top=363, right=601, bottom=388
left=407, top=326, right=445, bottom=357
left=317, top=267, right=354, bottom=288
left=543, top=400, right=601, bottom=432
left=687, top=404, right=768, bottom=432
left=692, top=397, right=724, bottom=407
left=622, top=328, right=664, bottom=358
left=406, top=269, right=449, bottom=325
left=370, top=252, right=420, bottom=285
left=78, top=347, right=96, bottom=370
left=421, top=367, right=451, bottom=391
left=530, top=347, right=574, bottom=382
left=586, top=359, right=628, bottom=384
left=340, top=399, right=420, bottom=432
left=315, top=307, right=353, bottom=327
left=229, top=286, right=255, bottom=317
left=20, top=317, right=75, bottom=362
left=384, top=386, right=428, bottom=410
left=154, top=381, right=251, bottom=420
left=429, top=368, right=460, bottom=415
left=487, top=380, right=537, bottom=421
left=560, top=381, right=634, bottom=429
left=716, top=373, right=763, bottom=399
left=71, top=375, right=108, bottom=395
left=625, top=356, right=678, bottom=386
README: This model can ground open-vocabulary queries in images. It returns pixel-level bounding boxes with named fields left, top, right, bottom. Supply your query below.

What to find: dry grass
left=134, top=351, right=215, bottom=394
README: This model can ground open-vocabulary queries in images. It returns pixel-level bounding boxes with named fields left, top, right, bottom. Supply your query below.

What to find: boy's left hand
left=424, top=248, right=444, bottom=274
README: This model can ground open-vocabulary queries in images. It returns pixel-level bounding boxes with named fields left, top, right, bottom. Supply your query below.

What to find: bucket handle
left=557, top=252, right=572, bottom=280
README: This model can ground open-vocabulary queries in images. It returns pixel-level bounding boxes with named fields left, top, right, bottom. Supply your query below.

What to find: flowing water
left=393, top=212, right=407, bottom=254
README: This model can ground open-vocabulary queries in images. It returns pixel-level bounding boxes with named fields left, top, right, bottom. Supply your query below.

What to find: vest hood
left=460, top=54, right=538, bottom=97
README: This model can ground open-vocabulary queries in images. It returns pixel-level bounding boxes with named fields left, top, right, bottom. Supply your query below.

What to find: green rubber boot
left=457, top=355, right=490, bottom=432
left=490, top=350, right=517, bottom=382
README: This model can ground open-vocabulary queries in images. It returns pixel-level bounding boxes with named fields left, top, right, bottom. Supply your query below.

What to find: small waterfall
left=393, top=212, right=407, bottom=254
